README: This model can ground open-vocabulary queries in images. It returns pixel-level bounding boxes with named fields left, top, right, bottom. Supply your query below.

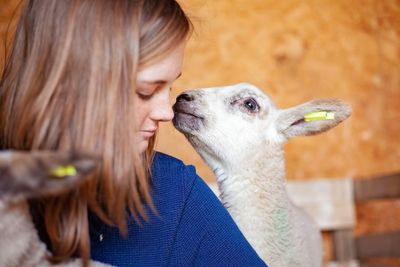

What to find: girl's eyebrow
left=138, top=73, right=182, bottom=85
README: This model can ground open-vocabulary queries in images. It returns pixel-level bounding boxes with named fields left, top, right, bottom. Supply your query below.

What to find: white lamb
left=172, top=83, right=352, bottom=267
left=0, top=150, right=112, bottom=267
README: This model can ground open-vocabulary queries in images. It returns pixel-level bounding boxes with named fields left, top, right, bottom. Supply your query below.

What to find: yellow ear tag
left=51, top=165, right=77, bottom=177
left=304, top=111, right=335, bottom=122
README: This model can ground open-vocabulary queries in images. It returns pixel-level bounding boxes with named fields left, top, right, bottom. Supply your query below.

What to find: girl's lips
left=140, top=130, right=156, bottom=138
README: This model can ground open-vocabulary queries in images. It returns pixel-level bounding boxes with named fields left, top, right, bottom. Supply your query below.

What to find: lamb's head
left=0, top=151, right=98, bottom=202
left=173, top=83, right=352, bottom=168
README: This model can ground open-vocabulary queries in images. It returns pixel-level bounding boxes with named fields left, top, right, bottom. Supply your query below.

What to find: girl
left=0, top=0, right=267, bottom=266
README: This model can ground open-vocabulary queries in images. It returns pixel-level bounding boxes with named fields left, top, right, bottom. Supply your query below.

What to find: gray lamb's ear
left=276, top=99, right=352, bottom=139
left=0, top=151, right=99, bottom=201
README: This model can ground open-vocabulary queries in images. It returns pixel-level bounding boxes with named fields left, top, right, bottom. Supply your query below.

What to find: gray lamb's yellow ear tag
left=51, top=165, right=77, bottom=178
left=304, top=111, right=335, bottom=122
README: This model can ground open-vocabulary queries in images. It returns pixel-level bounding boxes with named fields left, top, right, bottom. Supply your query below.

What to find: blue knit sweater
left=89, top=152, right=267, bottom=266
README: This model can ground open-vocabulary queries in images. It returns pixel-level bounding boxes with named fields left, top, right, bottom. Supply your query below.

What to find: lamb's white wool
left=0, top=151, right=112, bottom=267
left=173, top=82, right=352, bottom=267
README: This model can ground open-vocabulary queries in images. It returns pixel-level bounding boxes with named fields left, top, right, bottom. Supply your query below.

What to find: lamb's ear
left=0, top=151, right=99, bottom=201
left=276, top=99, right=352, bottom=139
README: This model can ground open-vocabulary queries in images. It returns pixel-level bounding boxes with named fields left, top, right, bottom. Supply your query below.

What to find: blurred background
left=1, top=0, right=399, bottom=265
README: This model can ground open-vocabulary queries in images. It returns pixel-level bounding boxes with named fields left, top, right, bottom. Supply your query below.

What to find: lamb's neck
left=211, top=148, right=296, bottom=262
left=214, top=147, right=288, bottom=206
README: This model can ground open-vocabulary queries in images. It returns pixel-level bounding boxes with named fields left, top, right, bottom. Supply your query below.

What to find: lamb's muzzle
left=173, top=91, right=205, bottom=133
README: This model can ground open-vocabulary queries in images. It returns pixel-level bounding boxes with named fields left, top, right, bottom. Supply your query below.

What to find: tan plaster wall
left=160, top=0, right=400, bottom=182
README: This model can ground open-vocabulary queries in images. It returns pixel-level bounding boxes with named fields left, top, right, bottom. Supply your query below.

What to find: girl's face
left=134, top=42, right=186, bottom=152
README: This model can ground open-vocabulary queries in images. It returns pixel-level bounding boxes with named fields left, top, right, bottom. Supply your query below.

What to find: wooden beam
left=354, top=173, right=400, bottom=202
left=286, top=178, right=355, bottom=230
left=356, top=230, right=400, bottom=258
left=324, top=260, right=359, bottom=267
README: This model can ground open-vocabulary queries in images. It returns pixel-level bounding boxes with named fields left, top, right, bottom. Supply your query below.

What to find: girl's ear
left=276, top=99, right=352, bottom=140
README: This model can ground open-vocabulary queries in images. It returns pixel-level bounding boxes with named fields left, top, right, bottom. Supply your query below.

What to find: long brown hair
left=0, top=0, right=191, bottom=264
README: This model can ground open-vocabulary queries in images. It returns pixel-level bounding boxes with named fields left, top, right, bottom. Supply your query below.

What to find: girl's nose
left=150, top=94, right=174, bottom=122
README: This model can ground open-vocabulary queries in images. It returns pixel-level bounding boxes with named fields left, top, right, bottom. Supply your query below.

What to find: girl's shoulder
left=150, top=151, right=204, bottom=217
left=152, top=151, right=194, bottom=173
left=151, top=151, right=199, bottom=197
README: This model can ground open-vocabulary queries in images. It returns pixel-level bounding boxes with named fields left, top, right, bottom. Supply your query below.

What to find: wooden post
left=333, top=229, right=356, bottom=261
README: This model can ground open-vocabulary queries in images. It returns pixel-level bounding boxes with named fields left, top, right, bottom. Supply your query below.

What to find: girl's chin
left=137, top=139, right=149, bottom=153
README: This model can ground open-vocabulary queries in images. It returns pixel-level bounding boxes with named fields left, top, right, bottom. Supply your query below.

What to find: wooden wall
left=1, top=0, right=399, bottom=264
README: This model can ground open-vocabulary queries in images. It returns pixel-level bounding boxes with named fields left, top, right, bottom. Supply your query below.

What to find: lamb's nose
left=176, top=93, right=194, bottom=102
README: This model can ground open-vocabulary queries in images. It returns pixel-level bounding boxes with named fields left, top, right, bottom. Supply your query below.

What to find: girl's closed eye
left=136, top=84, right=174, bottom=100
left=137, top=90, right=154, bottom=100
left=136, top=86, right=157, bottom=100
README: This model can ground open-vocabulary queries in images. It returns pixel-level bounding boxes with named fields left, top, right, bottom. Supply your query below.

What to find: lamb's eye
left=243, top=98, right=259, bottom=112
